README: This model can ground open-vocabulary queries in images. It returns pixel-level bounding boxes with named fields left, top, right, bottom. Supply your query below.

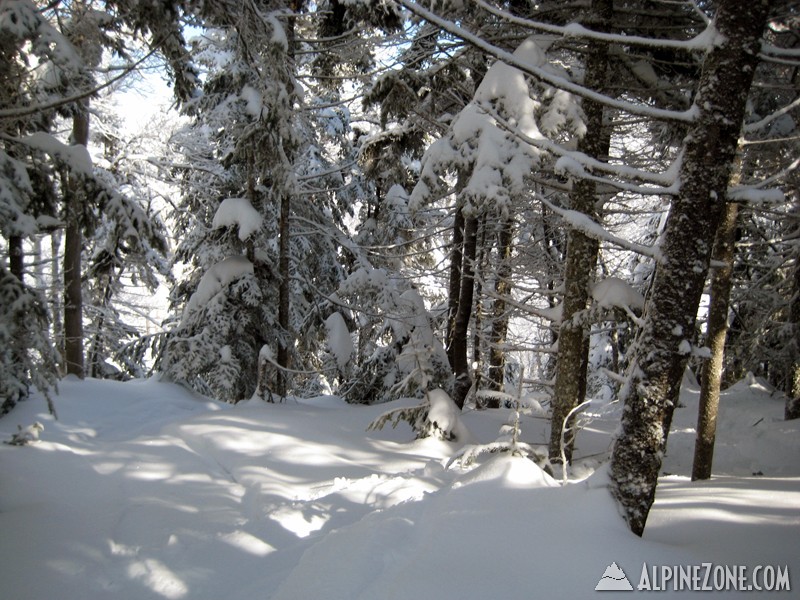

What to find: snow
left=212, top=197, right=263, bottom=241
left=21, top=132, right=93, bottom=176
left=398, top=0, right=699, bottom=124
left=324, top=312, right=353, bottom=371
left=543, top=196, right=662, bottom=260
left=181, top=255, right=254, bottom=324
left=425, top=388, right=472, bottom=442
left=239, top=86, right=263, bottom=119
left=267, top=12, right=288, bottom=52
left=416, top=36, right=557, bottom=215
left=0, top=376, right=797, bottom=600
left=591, top=276, right=645, bottom=312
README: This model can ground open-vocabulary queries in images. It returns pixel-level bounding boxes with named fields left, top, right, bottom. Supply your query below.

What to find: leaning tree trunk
left=609, top=0, right=771, bottom=537
left=548, top=0, right=612, bottom=463
left=692, top=200, right=739, bottom=480
left=452, top=212, right=479, bottom=408
left=64, top=103, right=89, bottom=378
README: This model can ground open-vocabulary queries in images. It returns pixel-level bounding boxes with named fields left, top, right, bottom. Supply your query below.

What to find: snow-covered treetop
left=412, top=36, right=580, bottom=217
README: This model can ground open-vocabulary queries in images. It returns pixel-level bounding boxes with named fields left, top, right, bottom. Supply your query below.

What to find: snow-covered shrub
left=159, top=256, right=263, bottom=403
left=335, top=267, right=451, bottom=404
left=0, top=266, right=58, bottom=416
left=449, top=376, right=546, bottom=469
left=368, top=388, right=470, bottom=441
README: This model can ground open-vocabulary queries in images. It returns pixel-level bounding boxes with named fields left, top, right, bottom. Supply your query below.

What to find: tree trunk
left=548, top=0, right=611, bottom=463
left=64, top=105, right=89, bottom=378
left=787, top=245, right=800, bottom=420
left=9, top=235, right=23, bottom=281
left=447, top=200, right=466, bottom=368
left=487, top=217, right=514, bottom=405
left=276, top=188, right=291, bottom=398
left=472, top=216, right=487, bottom=372
left=275, top=4, right=298, bottom=399
left=692, top=200, right=739, bottom=480
left=452, top=213, right=478, bottom=408
left=50, top=230, right=64, bottom=372
left=609, top=0, right=771, bottom=536
left=88, top=270, right=116, bottom=379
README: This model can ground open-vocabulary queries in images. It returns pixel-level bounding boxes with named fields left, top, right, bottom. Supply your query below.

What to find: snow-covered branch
left=486, top=106, right=682, bottom=191
left=727, top=157, right=798, bottom=202
left=472, top=0, right=716, bottom=51
left=743, top=96, right=800, bottom=134
left=395, top=0, right=699, bottom=124
left=541, top=196, right=662, bottom=261
left=0, top=44, right=163, bottom=121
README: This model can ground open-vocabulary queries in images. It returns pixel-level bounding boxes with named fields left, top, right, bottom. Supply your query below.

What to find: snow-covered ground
left=1, top=375, right=797, bottom=599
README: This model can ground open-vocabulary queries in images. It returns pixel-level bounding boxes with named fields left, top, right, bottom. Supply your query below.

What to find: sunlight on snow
left=126, top=557, right=188, bottom=599
left=218, top=530, right=276, bottom=557
left=269, top=503, right=331, bottom=538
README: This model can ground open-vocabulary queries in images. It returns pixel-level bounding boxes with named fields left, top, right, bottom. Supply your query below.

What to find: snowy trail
left=0, top=376, right=797, bottom=599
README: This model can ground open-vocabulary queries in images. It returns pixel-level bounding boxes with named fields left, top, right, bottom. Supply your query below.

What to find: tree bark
left=88, top=270, right=116, bottom=379
left=787, top=244, right=800, bottom=420
left=487, top=217, right=514, bottom=404
left=64, top=104, right=89, bottom=378
left=472, top=216, right=487, bottom=372
left=8, top=235, right=23, bottom=281
left=548, top=0, right=611, bottom=463
left=275, top=3, right=299, bottom=399
left=447, top=199, right=466, bottom=368
left=610, top=0, right=771, bottom=536
left=692, top=200, right=739, bottom=480
left=452, top=213, right=478, bottom=408
left=276, top=188, right=291, bottom=398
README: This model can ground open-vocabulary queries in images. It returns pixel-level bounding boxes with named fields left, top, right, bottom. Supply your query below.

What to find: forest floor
left=1, top=374, right=797, bottom=599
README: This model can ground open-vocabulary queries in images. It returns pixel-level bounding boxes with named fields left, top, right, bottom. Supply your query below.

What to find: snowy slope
left=0, top=376, right=797, bottom=599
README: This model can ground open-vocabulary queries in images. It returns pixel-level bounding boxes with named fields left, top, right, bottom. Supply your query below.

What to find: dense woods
left=1, top=0, right=797, bottom=535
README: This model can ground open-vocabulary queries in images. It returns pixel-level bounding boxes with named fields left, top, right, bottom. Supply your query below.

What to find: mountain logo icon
left=595, top=562, right=633, bottom=591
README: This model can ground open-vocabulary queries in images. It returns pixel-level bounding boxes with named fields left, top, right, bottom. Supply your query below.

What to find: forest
left=1, top=0, right=798, bottom=547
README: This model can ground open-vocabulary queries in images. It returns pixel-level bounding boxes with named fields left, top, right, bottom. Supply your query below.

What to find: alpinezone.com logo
left=596, top=562, right=791, bottom=593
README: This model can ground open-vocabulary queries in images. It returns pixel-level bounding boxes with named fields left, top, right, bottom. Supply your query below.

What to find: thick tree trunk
left=692, top=201, right=739, bottom=480
left=487, top=217, right=514, bottom=404
left=548, top=0, right=611, bottom=463
left=610, top=0, right=771, bottom=536
left=64, top=106, right=89, bottom=378
left=452, top=213, right=478, bottom=408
